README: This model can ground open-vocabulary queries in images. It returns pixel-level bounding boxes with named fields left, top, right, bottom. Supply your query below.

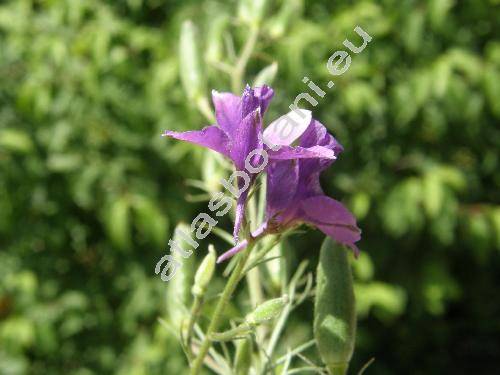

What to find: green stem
left=246, top=266, right=265, bottom=341
left=210, top=322, right=252, bottom=342
left=272, top=339, right=316, bottom=367
left=260, top=261, right=308, bottom=374
left=185, top=295, right=203, bottom=360
left=196, top=96, right=216, bottom=123
left=231, top=26, right=259, bottom=93
left=189, top=240, right=256, bottom=375
left=262, top=298, right=292, bottom=372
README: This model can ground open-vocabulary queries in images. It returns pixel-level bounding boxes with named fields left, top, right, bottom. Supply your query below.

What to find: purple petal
left=212, top=90, right=241, bottom=138
left=300, top=196, right=361, bottom=252
left=296, top=120, right=343, bottom=186
left=268, top=145, right=336, bottom=160
left=300, top=119, right=343, bottom=156
left=241, top=85, right=260, bottom=119
left=217, top=240, right=248, bottom=263
left=252, top=222, right=269, bottom=238
left=162, top=126, right=230, bottom=157
left=254, top=85, right=274, bottom=113
left=229, top=109, right=263, bottom=170
left=267, top=159, right=299, bottom=216
left=233, top=187, right=249, bottom=243
left=217, top=222, right=269, bottom=263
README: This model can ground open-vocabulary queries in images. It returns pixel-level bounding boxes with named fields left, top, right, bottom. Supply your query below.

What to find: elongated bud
left=192, top=245, right=216, bottom=297
left=234, top=337, right=253, bottom=375
left=166, top=223, right=196, bottom=326
left=253, top=62, right=278, bottom=87
left=245, top=295, right=288, bottom=325
left=179, top=20, right=205, bottom=101
left=267, top=0, right=303, bottom=38
left=205, top=14, right=229, bottom=63
left=314, top=238, right=356, bottom=375
left=238, top=0, right=267, bottom=27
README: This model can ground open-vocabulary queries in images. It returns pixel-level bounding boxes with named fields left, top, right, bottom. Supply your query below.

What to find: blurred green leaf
left=0, top=129, right=33, bottom=153
left=104, top=196, right=131, bottom=250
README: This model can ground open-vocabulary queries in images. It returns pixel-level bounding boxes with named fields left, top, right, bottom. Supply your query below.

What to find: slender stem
left=264, top=298, right=292, bottom=369
left=246, top=266, right=265, bottom=341
left=189, top=240, right=256, bottom=375
left=273, top=339, right=316, bottom=367
left=260, top=262, right=308, bottom=374
left=210, top=322, right=252, bottom=342
left=246, top=178, right=268, bottom=341
left=246, top=187, right=264, bottom=325
left=231, top=26, right=259, bottom=93
left=196, top=96, right=216, bottom=123
left=246, top=268, right=264, bottom=309
left=186, top=295, right=203, bottom=360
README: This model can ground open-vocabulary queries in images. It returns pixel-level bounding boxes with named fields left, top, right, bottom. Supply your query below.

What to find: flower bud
left=192, top=245, right=216, bottom=297
left=238, top=0, right=267, bottom=27
left=205, top=14, right=229, bottom=64
left=166, top=223, right=195, bottom=326
left=245, top=295, right=288, bottom=326
left=314, top=238, right=356, bottom=375
left=267, top=0, right=303, bottom=39
left=179, top=20, right=205, bottom=101
left=253, top=62, right=278, bottom=87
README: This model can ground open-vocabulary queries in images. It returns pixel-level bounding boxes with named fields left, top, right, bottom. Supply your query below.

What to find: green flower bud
left=192, top=245, right=216, bottom=297
left=179, top=20, right=205, bottom=101
left=245, top=295, right=288, bottom=326
left=253, top=62, right=278, bottom=87
left=205, top=13, right=229, bottom=64
left=314, top=238, right=356, bottom=375
left=266, top=0, right=303, bottom=39
left=234, top=337, right=253, bottom=375
left=166, top=223, right=196, bottom=326
left=238, top=0, right=267, bottom=27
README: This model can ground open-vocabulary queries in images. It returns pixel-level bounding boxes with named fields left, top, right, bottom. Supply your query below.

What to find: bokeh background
left=1, top=0, right=499, bottom=374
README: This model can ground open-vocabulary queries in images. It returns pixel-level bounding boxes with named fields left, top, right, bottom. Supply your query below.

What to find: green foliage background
left=1, top=0, right=499, bottom=373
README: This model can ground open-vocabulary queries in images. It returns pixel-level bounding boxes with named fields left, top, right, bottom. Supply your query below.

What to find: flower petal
left=254, top=85, right=274, bottom=114
left=266, top=159, right=299, bottom=216
left=300, top=196, right=361, bottom=252
left=229, top=109, right=263, bottom=170
left=233, top=187, right=249, bottom=243
left=268, top=145, right=336, bottom=160
left=162, top=126, right=230, bottom=157
left=212, top=90, right=241, bottom=138
left=296, top=120, right=343, bottom=189
left=217, top=222, right=268, bottom=263
left=263, top=109, right=312, bottom=147
left=300, top=119, right=343, bottom=155
left=241, top=85, right=260, bottom=119
left=217, top=239, right=248, bottom=263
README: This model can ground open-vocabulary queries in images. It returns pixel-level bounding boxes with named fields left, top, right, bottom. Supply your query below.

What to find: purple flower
left=265, top=120, right=361, bottom=250
left=217, top=119, right=361, bottom=263
left=163, top=85, right=336, bottom=242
